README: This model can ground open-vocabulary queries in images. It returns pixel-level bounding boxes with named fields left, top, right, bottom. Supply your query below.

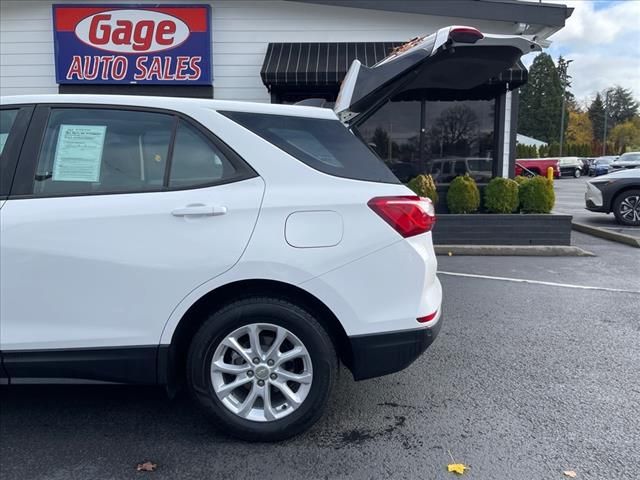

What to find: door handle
left=171, top=204, right=227, bottom=217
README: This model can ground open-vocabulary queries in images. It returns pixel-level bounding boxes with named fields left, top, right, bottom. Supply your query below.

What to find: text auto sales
left=66, top=13, right=202, bottom=81
left=66, top=55, right=202, bottom=81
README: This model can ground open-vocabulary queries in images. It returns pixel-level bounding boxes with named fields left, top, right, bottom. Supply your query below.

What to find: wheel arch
left=609, top=184, right=640, bottom=213
left=158, top=279, right=352, bottom=395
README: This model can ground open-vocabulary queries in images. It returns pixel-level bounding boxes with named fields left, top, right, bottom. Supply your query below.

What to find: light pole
left=602, top=89, right=609, bottom=156
left=559, top=94, right=566, bottom=156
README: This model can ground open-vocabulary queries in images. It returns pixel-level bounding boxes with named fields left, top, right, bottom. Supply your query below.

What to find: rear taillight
left=368, top=195, right=436, bottom=238
left=449, top=26, right=484, bottom=44
left=417, top=310, right=438, bottom=323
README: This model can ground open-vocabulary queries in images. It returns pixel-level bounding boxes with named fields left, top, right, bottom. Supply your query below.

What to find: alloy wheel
left=619, top=194, right=640, bottom=223
left=210, top=323, right=313, bottom=422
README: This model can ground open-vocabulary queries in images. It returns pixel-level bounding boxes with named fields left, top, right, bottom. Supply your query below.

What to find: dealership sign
left=52, top=4, right=211, bottom=84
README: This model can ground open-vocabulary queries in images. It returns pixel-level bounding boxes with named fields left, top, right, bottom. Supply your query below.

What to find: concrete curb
left=434, top=245, right=594, bottom=256
left=572, top=222, right=640, bottom=248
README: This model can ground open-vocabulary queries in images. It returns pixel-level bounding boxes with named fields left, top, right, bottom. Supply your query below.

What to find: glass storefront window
left=356, top=100, right=421, bottom=183
left=357, top=98, right=496, bottom=184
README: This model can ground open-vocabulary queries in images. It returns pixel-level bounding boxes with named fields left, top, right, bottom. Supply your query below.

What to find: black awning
left=260, top=42, right=528, bottom=93
left=261, top=42, right=401, bottom=88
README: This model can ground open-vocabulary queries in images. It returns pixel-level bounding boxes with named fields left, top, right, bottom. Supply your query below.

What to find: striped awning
left=261, top=42, right=401, bottom=87
left=260, top=42, right=527, bottom=91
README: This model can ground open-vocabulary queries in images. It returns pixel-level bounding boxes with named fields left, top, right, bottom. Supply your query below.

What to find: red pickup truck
left=515, top=158, right=561, bottom=178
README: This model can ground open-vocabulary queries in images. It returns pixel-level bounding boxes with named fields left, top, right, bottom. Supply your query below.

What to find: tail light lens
left=449, top=26, right=484, bottom=44
left=368, top=196, right=436, bottom=238
left=417, top=310, right=438, bottom=323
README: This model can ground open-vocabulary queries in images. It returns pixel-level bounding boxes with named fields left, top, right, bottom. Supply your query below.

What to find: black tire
left=187, top=297, right=338, bottom=442
left=612, top=189, right=640, bottom=226
left=574, top=168, right=581, bottom=178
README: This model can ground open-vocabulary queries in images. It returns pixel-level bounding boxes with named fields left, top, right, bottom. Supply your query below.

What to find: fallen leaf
left=563, top=471, right=577, bottom=478
left=136, top=461, right=157, bottom=472
left=447, top=463, right=468, bottom=475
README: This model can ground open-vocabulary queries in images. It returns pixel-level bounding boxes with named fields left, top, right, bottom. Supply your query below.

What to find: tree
left=609, top=117, right=640, bottom=154
left=588, top=93, right=606, bottom=142
left=434, top=105, right=478, bottom=145
left=605, top=86, right=639, bottom=127
left=370, top=127, right=392, bottom=160
left=557, top=56, right=576, bottom=109
left=566, top=111, right=593, bottom=145
left=516, top=143, right=538, bottom=158
left=518, top=53, right=564, bottom=143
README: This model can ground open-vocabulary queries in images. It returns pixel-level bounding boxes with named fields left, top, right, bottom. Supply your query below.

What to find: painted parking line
left=437, top=271, right=640, bottom=295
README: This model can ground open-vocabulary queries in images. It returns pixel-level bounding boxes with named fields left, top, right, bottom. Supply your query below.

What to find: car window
left=1, top=108, right=21, bottom=196
left=220, top=111, right=400, bottom=184
left=619, top=153, right=640, bottom=162
left=454, top=161, right=467, bottom=175
left=1, top=109, right=19, bottom=156
left=169, top=120, right=236, bottom=188
left=33, top=108, right=174, bottom=195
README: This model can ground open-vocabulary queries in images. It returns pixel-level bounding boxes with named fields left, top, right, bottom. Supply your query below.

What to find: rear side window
left=220, top=111, right=400, bottom=184
left=30, top=108, right=254, bottom=197
left=169, top=120, right=236, bottom=188
left=34, top=108, right=174, bottom=195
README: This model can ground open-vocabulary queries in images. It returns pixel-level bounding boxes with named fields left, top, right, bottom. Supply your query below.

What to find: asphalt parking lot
left=553, top=176, right=640, bottom=239
left=1, top=232, right=639, bottom=480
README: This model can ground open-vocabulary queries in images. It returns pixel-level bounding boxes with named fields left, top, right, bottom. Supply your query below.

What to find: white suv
left=0, top=27, right=537, bottom=440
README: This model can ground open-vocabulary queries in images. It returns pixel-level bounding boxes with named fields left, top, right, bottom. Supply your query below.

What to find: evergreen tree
left=557, top=56, right=576, bottom=108
left=518, top=53, right=564, bottom=143
left=605, top=86, right=639, bottom=127
left=588, top=93, right=605, bottom=142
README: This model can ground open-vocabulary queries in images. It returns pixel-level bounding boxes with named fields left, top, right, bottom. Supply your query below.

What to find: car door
left=335, top=26, right=540, bottom=126
left=0, top=104, right=34, bottom=381
left=0, top=104, right=264, bottom=363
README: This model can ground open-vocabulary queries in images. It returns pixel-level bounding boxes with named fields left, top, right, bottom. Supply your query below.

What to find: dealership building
left=0, top=0, right=571, bottom=184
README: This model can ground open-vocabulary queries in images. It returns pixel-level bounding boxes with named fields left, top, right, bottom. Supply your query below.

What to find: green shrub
left=407, top=174, right=438, bottom=204
left=514, top=175, right=529, bottom=185
left=519, top=176, right=555, bottom=213
left=446, top=175, right=480, bottom=214
left=484, top=177, right=519, bottom=213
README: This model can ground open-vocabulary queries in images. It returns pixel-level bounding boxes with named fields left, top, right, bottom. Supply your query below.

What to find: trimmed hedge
left=484, top=177, right=519, bottom=213
left=519, top=176, right=555, bottom=213
left=407, top=174, right=439, bottom=204
left=514, top=175, right=529, bottom=185
left=447, top=175, right=480, bottom=214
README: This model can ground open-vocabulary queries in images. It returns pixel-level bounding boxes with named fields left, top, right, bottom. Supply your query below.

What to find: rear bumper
left=348, top=315, right=442, bottom=381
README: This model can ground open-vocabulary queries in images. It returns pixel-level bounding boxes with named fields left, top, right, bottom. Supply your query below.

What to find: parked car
left=579, top=157, right=595, bottom=176
left=585, top=168, right=640, bottom=226
left=589, top=156, right=618, bottom=176
left=0, top=26, right=540, bottom=441
left=430, top=157, right=493, bottom=183
left=610, top=151, right=640, bottom=170
left=558, top=157, right=583, bottom=178
left=515, top=158, right=561, bottom=178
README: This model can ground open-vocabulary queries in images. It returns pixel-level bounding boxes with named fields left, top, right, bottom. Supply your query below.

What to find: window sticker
left=0, top=133, right=8, bottom=154
left=52, top=124, right=107, bottom=182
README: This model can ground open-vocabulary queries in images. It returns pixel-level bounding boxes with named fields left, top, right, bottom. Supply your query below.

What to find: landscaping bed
left=409, top=173, right=573, bottom=246
left=432, top=213, right=573, bottom=245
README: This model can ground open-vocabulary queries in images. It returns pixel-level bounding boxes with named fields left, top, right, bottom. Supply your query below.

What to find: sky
left=521, top=0, right=640, bottom=107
